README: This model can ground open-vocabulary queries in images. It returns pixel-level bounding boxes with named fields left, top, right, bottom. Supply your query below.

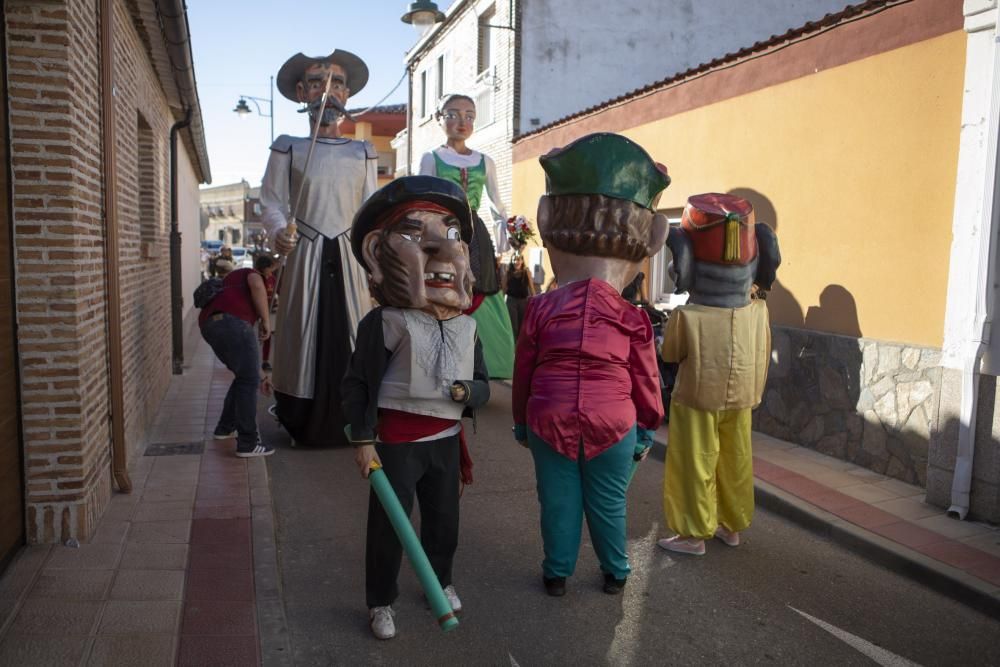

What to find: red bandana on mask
left=374, top=200, right=453, bottom=231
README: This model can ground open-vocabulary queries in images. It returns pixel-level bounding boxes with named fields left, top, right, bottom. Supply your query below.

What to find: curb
left=250, top=458, right=293, bottom=667
left=651, top=436, right=1000, bottom=618
left=754, top=479, right=1000, bottom=619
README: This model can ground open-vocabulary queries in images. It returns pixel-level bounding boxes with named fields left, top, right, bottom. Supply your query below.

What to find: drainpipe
left=169, top=108, right=192, bottom=375
left=99, top=0, right=131, bottom=493
left=406, top=63, right=414, bottom=175
left=948, top=8, right=1000, bottom=520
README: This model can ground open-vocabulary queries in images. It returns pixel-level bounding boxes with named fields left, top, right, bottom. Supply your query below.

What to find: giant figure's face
left=362, top=209, right=473, bottom=319
left=438, top=97, right=476, bottom=142
left=297, top=63, right=349, bottom=126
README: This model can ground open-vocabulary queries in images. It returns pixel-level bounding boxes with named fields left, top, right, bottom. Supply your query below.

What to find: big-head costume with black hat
left=659, top=192, right=781, bottom=555
left=511, top=133, right=665, bottom=595
left=260, top=49, right=378, bottom=447
left=341, top=176, right=490, bottom=631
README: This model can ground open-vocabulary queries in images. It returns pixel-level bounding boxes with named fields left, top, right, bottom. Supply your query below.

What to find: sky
left=187, top=1, right=456, bottom=188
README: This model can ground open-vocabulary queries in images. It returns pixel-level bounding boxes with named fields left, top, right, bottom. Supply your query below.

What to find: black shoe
left=543, top=576, right=566, bottom=597
left=603, top=573, right=627, bottom=595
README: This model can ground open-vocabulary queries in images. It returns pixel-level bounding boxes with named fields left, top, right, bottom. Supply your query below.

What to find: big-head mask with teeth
left=351, top=177, right=475, bottom=320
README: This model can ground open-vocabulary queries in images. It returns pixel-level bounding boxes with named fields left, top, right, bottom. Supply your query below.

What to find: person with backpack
left=197, top=261, right=275, bottom=457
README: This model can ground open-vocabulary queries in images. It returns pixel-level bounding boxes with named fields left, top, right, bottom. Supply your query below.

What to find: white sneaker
left=423, top=585, right=463, bottom=614
left=443, top=585, right=462, bottom=614
left=369, top=605, right=395, bottom=640
left=657, top=535, right=706, bottom=556
left=714, top=525, right=741, bottom=547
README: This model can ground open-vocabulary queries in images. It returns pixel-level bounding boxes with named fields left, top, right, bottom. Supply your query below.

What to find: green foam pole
left=369, top=464, right=459, bottom=632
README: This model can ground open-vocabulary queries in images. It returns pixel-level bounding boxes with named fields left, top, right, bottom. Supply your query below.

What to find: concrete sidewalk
left=654, top=427, right=1000, bottom=616
left=0, top=319, right=279, bottom=666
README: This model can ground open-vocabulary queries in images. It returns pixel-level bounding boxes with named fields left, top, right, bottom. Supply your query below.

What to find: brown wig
left=368, top=227, right=414, bottom=307
left=542, top=194, right=654, bottom=262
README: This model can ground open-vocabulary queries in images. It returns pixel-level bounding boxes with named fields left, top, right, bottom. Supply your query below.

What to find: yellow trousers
left=663, top=402, right=754, bottom=539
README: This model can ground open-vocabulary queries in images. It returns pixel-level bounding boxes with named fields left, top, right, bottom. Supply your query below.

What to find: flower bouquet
left=506, top=215, right=535, bottom=252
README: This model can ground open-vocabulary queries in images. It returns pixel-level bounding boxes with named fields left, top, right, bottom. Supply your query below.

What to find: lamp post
left=233, top=75, right=274, bottom=143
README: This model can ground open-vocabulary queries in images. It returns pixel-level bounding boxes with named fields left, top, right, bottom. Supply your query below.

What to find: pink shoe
left=714, top=526, right=740, bottom=547
left=657, top=536, right=706, bottom=556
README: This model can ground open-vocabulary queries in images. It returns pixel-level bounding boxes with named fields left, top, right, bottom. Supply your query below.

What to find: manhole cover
left=144, top=442, right=204, bottom=456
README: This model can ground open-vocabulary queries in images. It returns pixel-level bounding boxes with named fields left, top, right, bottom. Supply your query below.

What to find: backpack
left=193, top=278, right=224, bottom=309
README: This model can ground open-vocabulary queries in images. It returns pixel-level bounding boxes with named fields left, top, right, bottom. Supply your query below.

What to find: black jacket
left=341, top=307, right=491, bottom=443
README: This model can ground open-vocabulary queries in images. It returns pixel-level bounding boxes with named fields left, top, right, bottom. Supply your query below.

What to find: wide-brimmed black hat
left=351, top=176, right=473, bottom=271
left=276, top=50, right=368, bottom=102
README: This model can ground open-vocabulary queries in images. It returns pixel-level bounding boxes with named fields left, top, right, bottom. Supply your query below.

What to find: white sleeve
left=364, top=153, right=378, bottom=202
left=260, top=149, right=291, bottom=245
left=484, top=155, right=507, bottom=220
left=418, top=151, right=437, bottom=176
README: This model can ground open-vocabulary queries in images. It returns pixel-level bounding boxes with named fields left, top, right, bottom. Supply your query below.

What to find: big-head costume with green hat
left=259, top=48, right=378, bottom=448
left=512, top=132, right=666, bottom=591
left=538, top=132, right=670, bottom=264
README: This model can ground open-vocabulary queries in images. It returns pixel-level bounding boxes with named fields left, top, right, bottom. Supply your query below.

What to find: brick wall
left=6, top=0, right=180, bottom=543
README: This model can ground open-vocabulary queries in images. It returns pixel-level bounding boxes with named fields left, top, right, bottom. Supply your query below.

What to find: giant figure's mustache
left=299, top=96, right=354, bottom=125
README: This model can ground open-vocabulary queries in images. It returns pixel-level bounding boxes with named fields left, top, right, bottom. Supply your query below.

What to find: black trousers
left=365, top=434, right=461, bottom=608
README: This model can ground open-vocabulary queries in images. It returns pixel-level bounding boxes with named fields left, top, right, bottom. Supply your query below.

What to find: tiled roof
left=515, top=0, right=900, bottom=142
left=348, top=103, right=407, bottom=116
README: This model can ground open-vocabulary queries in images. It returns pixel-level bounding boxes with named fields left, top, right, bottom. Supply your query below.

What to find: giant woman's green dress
left=432, top=151, right=514, bottom=379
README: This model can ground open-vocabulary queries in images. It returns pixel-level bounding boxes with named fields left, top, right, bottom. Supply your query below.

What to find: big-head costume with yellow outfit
left=659, top=193, right=780, bottom=555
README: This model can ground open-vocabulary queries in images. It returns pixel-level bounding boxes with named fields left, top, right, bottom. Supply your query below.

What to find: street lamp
left=233, top=75, right=274, bottom=143
left=401, top=1, right=445, bottom=31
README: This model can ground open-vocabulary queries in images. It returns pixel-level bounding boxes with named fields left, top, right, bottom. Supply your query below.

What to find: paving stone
left=185, top=568, right=254, bottom=602
left=87, top=634, right=176, bottom=667
left=142, top=486, right=197, bottom=503
left=190, top=519, right=250, bottom=545
left=127, top=520, right=192, bottom=544
left=89, top=520, right=130, bottom=545
left=45, top=543, right=123, bottom=571
left=98, top=600, right=182, bottom=635
left=132, top=500, right=196, bottom=523
left=873, top=496, right=940, bottom=520
left=120, top=543, right=189, bottom=570
left=181, top=600, right=256, bottom=636
left=0, top=635, right=89, bottom=666
left=110, top=569, right=185, bottom=601
left=10, top=599, right=102, bottom=635
left=29, top=569, right=114, bottom=600
left=177, top=635, right=257, bottom=667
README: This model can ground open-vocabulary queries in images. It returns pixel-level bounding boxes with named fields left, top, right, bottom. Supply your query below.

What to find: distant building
left=200, top=180, right=250, bottom=246
left=340, top=104, right=407, bottom=188
left=0, top=0, right=211, bottom=563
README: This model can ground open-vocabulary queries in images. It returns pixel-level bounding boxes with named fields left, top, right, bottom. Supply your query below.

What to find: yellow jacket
left=662, top=300, right=771, bottom=412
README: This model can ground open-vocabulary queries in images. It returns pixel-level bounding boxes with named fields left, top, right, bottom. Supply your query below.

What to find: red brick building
left=0, top=0, right=210, bottom=569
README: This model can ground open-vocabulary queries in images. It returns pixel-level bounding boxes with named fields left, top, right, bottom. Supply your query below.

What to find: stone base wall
left=925, top=370, right=1000, bottom=523
left=755, top=326, right=942, bottom=487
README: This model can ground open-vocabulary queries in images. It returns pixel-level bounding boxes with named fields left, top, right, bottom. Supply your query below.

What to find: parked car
left=230, top=246, right=253, bottom=269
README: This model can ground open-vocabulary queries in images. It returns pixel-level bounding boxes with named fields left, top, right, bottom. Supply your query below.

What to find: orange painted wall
left=512, top=31, right=965, bottom=347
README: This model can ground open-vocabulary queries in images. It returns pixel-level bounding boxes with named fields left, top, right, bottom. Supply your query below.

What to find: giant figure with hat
left=259, top=50, right=378, bottom=447
left=342, top=175, right=490, bottom=639
left=657, top=193, right=781, bottom=556
left=512, top=133, right=665, bottom=598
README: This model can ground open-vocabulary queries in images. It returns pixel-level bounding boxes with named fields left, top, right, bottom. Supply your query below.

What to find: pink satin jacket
left=512, top=278, right=663, bottom=460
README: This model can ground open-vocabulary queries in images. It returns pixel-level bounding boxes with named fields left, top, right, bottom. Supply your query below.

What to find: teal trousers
left=529, top=426, right=635, bottom=580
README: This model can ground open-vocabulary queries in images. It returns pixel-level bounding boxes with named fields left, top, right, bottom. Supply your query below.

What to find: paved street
left=261, top=385, right=1000, bottom=666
